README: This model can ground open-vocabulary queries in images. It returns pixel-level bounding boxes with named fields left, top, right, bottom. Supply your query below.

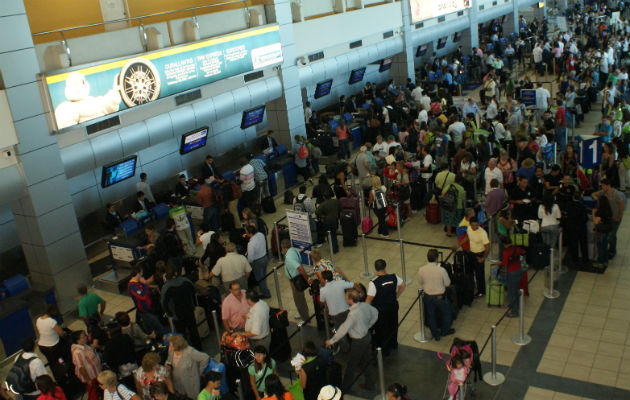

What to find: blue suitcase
left=152, top=203, right=170, bottom=220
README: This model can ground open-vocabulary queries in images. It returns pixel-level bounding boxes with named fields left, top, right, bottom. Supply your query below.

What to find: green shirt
left=198, top=389, right=219, bottom=400
left=169, top=205, right=190, bottom=231
left=78, top=292, right=103, bottom=318
left=435, top=170, right=455, bottom=193
left=248, top=359, right=276, bottom=393
left=284, top=248, right=302, bottom=279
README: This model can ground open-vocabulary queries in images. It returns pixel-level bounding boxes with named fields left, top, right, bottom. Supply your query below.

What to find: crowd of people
left=6, top=3, right=630, bottom=400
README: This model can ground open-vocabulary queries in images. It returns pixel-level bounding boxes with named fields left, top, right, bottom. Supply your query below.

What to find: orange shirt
left=336, top=125, right=349, bottom=140
left=197, top=185, right=216, bottom=208
left=262, top=393, right=293, bottom=400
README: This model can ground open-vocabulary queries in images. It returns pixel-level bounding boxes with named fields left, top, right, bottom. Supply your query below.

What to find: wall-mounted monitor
left=416, top=45, right=428, bottom=57
left=314, top=79, right=333, bottom=99
left=101, top=156, right=138, bottom=188
left=180, top=127, right=209, bottom=154
left=436, top=37, right=448, bottom=49
left=348, top=67, right=366, bottom=84
left=241, top=105, right=266, bottom=129
left=410, top=0, right=471, bottom=24
left=379, top=58, right=393, bottom=72
left=453, top=32, right=463, bottom=42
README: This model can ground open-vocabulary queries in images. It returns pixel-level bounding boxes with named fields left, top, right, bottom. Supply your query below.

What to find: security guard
left=366, top=259, right=405, bottom=355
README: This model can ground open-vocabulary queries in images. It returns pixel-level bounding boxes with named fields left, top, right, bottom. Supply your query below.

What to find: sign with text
left=578, top=135, right=603, bottom=169
left=286, top=209, right=312, bottom=250
left=521, top=89, right=536, bottom=107
left=409, top=0, right=471, bottom=23
left=44, top=25, right=282, bottom=131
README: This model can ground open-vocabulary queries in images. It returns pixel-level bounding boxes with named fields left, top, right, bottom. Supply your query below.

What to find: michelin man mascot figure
left=54, top=71, right=121, bottom=129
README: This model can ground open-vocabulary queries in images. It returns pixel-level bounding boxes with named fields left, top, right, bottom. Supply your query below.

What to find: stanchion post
left=236, top=379, right=244, bottom=400
left=358, top=188, right=365, bottom=221
left=395, top=202, right=401, bottom=240
left=558, top=228, right=567, bottom=274
left=373, top=347, right=386, bottom=400
left=168, top=317, right=175, bottom=333
left=543, top=248, right=560, bottom=299
left=489, top=215, right=496, bottom=259
left=327, top=231, right=335, bottom=265
left=512, top=289, right=532, bottom=346
left=323, top=306, right=331, bottom=341
left=274, top=222, right=282, bottom=262
left=399, top=238, right=410, bottom=284
left=360, top=233, right=374, bottom=279
left=273, top=266, right=283, bottom=309
left=211, top=310, right=222, bottom=350
left=483, top=325, right=506, bottom=386
left=298, top=321, right=305, bottom=350
left=413, top=290, right=431, bottom=343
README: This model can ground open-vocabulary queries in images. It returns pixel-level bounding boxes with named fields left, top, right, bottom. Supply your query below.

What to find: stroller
left=441, top=338, right=482, bottom=400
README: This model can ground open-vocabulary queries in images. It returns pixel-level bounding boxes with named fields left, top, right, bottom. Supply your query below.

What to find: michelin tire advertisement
left=45, top=25, right=283, bottom=130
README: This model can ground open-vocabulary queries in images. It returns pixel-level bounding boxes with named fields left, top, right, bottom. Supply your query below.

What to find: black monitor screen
left=416, top=45, right=428, bottom=57
left=348, top=67, right=366, bottom=84
left=101, top=156, right=138, bottom=188
left=437, top=37, right=448, bottom=49
left=379, top=58, right=393, bottom=72
left=453, top=32, right=463, bottom=42
left=241, top=105, right=266, bottom=129
left=180, top=127, right=209, bottom=154
left=314, top=79, right=333, bottom=99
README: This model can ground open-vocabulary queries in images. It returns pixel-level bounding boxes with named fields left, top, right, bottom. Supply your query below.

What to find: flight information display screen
left=241, top=106, right=266, bottom=129
left=314, top=80, right=333, bottom=99
left=101, top=156, right=137, bottom=188
left=180, top=127, right=209, bottom=154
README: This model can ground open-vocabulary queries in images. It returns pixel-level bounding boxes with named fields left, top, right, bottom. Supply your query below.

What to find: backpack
left=430, top=102, right=442, bottom=116
left=441, top=184, right=458, bottom=212
left=374, top=189, right=387, bottom=210
left=284, top=190, right=295, bottom=205
left=298, top=144, right=309, bottom=159
left=294, top=196, right=307, bottom=212
left=6, top=356, right=37, bottom=394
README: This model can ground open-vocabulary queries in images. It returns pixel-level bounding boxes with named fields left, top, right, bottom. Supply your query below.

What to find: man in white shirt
left=239, top=162, right=256, bottom=207
left=246, top=225, right=270, bottom=298
left=372, top=136, right=388, bottom=159
left=467, top=217, right=490, bottom=297
left=484, top=158, right=504, bottom=194
left=196, top=224, right=214, bottom=249
left=210, top=242, right=252, bottom=291
left=411, top=85, right=424, bottom=108
left=304, top=101, right=312, bottom=124
left=385, top=136, right=400, bottom=155
left=448, top=116, right=467, bottom=146
left=244, top=290, right=270, bottom=349
left=12, top=338, right=47, bottom=400
left=319, top=270, right=356, bottom=352
left=136, top=173, right=156, bottom=204
left=324, top=289, right=378, bottom=391
left=535, top=82, right=550, bottom=126
left=420, top=93, right=431, bottom=112
left=416, top=249, right=454, bottom=341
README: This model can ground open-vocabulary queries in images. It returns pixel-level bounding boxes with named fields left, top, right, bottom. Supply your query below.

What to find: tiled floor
left=12, top=69, right=630, bottom=400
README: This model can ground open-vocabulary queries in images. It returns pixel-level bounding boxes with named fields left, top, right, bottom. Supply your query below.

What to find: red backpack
left=298, top=144, right=309, bottom=159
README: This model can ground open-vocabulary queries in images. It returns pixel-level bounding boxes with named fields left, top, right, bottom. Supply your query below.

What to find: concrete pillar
left=504, top=12, right=518, bottom=35
left=461, top=0, right=480, bottom=53
left=390, top=0, right=415, bottom=86
left=0, top=1, right=91, bottom=312
left=267, top=0, right=306, bottom=148
left=533, top=3, right=547, bottom=19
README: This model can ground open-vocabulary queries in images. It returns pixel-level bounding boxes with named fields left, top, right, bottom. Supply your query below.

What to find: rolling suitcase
left=341, top=212, right=357, bottom=246
left=425, top=202, right=441, bottom=224
left=340, top=196, right=360, bottom=225
left=453, top=252, right=474, bottom=307
left=527, top=234, right=550, bottom=270
left=486, top=279, right=504, bottom=307
left=327, top=361, right=343, bottom=388
left=262, top=196, right=276, bottom=213
left=269, top=308, right=291, bottom=361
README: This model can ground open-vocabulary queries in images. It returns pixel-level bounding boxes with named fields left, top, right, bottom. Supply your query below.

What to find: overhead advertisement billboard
left=410, top=0, right=471, bottom=23
left=44, top=25, right=283, bottom=131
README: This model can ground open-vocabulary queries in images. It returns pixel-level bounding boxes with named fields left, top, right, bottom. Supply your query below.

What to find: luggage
left=527, top=235, right=550, bottom=270
left=269, top=308, right=291, bottom=361
left=5, top=356, right=37, bottom=394
left=411, top=181, right=425, bottom=210
left=425, top=202, right=441, bottom=224
left=341, top=212, right=358, bottom=246
left=229, top=228, right=248, bottom=255
left=270, top=224, right=290, bottom=256
left=361, top=215, right=373, bottom=234
left=486, top=279, right=505, bottom=307
left=453, top=252, right=474, bottom=308
left=152, top=203, right=170, bottom=220
left=340, top=196, right=360, bottom=225
left=386, top=205, right=398, bottom=227
left=195, top=306, right=210, bottom=338
left=284, top=190, right=295, bottom=205
left=519, top=270, right=529, bottom=296
left=262, top=196, right=276, bottom=214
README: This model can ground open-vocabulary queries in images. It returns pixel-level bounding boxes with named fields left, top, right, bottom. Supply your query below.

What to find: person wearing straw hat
left=316, top=386, right=342, bottom=400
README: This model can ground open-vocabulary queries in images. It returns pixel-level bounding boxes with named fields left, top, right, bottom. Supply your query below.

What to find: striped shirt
left=71, top=344, right=102, bottom=384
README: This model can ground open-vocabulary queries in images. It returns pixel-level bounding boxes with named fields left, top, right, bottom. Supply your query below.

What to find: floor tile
left=588, top=368, right=618, bottom=386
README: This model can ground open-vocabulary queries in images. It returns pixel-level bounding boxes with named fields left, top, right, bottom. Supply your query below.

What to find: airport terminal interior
left=0, top=0, right=629, bottom=399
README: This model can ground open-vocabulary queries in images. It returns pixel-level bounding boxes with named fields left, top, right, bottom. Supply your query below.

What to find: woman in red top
left=336, top=120, right=351, bottom=160
left=496, top=236, right=526, bottom=318
left=36, top=375, right=67, bottom=400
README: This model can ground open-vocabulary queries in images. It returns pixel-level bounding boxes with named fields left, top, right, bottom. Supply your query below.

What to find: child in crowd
left=447, top=354, right=469, bottom=400
left=198, top=371, right=222, bottom=400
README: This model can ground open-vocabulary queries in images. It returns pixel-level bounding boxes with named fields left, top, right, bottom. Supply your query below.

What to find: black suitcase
left=229, top=228, right=248, bottom=255
left=527, top=236, right=550, bottom=270
left=262, top=196, right=276, bottom=214
left=453, top=252, right=474, bottom=307
left=220, top=211, right=235, bottom=232
left=341, top=212, right=357, bottom=246
left=269, top=308, right=291, bottom=361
